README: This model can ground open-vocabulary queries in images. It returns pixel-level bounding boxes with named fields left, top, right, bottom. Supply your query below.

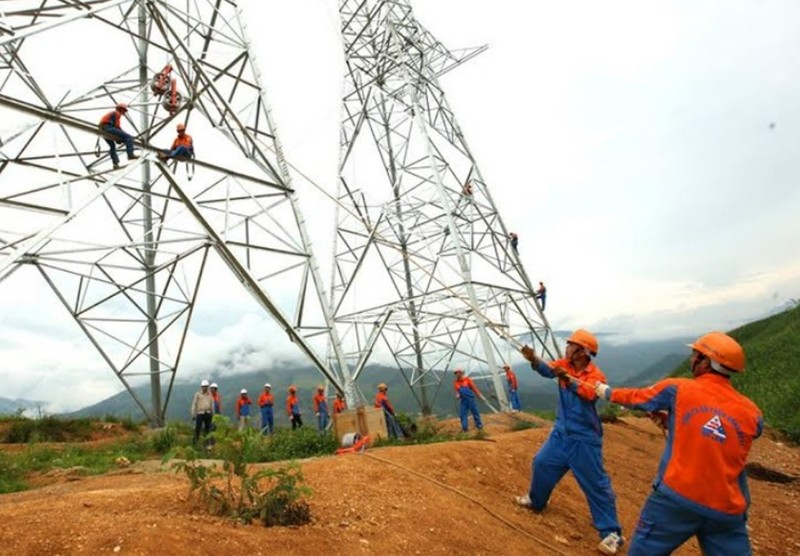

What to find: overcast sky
left=2, top=0, right=800, bottom=411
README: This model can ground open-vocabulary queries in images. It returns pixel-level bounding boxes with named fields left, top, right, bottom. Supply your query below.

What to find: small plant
left=170, top=417, right=312, bottom=526
left=510, top=418, right=540, bottom=431
left=599, top=402, right=622, bottom=423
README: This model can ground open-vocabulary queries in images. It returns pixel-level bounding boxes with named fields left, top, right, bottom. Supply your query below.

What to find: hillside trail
left=0, top=414, right=798, bottom=555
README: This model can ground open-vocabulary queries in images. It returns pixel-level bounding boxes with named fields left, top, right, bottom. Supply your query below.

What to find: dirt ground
left=0, top=414, right=798, bottom=555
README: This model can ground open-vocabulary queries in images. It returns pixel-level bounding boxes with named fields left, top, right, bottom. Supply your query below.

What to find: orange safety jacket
left=171, top=133, right=193, bottom=151
left=99, top=110, right=122, bottom=128
left=313, top=392, right=328, bottom=413
left=235, top=395, right=252, bottom=418
left=453, top=376, right=482, bottom=398
left=258, top=392, right=274, bottom=407
left=333, top=398, right=346, bottom=414
left=286, top=394, right=300, bottom=416
left=506, top=369, right=519, bottom=390
left=609, top=373, right=763, bottom=516
left=374, top=391, right=395, bottom=415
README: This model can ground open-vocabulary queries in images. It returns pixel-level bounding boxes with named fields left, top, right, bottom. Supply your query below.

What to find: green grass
left=671, top=305, right=800, bottom=442
left=1, top=416, right=95, bottom=443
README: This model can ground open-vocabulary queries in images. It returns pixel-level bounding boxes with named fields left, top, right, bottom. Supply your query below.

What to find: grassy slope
left=671, top=305, right=800, bottom=441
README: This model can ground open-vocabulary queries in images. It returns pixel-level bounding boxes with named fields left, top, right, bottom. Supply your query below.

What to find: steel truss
left=0, top=0, right=353, bottom=424
left=333, top=0, right=560, bottom=413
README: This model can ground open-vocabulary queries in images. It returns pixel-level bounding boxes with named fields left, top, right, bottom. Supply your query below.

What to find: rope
left=361, top=452, right=571, bottom=556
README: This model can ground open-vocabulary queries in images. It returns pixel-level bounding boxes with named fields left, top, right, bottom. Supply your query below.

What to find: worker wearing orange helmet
left=453, top=369, right=484, bottom=432
left=98, top=102, right=138, bottom=169
left=286, top=385, right=303, bottom=430
left=594, top=331, right=763, bottom=556
left=158, top=122, right=194, bottom=160
left=504, top=364, right=521, bottom=411
left=374, top=383, right=403, bottom=438
left=313, top=385, right=330, bottom=433
left=516, top=329, right=624, bottom=555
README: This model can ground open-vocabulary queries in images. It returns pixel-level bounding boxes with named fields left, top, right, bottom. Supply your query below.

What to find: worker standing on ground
left=258, top=383, right=274, bottom=435
left=535, top=281, right=547, bottom=311
left=210, top=383, right=222, bottom=415
left=505, top=364, right=522, bottom=411
left=313, top=385, right=330, bottom=433
left=190, top=379, right=214, bottom=445
left=286, top=385, right=303, bottom=429
left=594, top=331, right=763, bottom=556
left=516, top=329, right=624, bottom=556
left=333, top=391, right=347, bottom=414
left=236, top=389, right=252, bottom=431
left=375, top=384, right=403, bottom=438
left=158, top=122, right=194, bottom=160
left=453, top=369, right=484, bottom=432
left=98, top=103, right=138, bottom=169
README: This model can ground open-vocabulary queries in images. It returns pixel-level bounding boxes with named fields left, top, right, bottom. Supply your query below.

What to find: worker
left=158, top=122, right=194, bottom=160
left=236, top=388, right=252, bottom=431
left=504, top=364, right=521, bottom=411
left=210, top=382, right=222, bottom=415
left=535, top=281, right=547, bottom=311
left=98, top=102, right=138, bottom=169
left=333, top=391, right=347, bottom=414
left=286, top=385, right=303, bottom=429
left=258, top=383, right=275, bottom=435
left=190, top=379, right=214, bottom=445
left=515, top=329, right=624, bottom=556
left=374, top=384, right=403, bottom=438
left=594, top=331, right=763, bottom=556
left=462, top=181, right=474, bottom=197
left=453, top=369, right=484, bottom=432
left=509, top=232, right=519, bottom=253
left=313, top=385, right=330, bottom=433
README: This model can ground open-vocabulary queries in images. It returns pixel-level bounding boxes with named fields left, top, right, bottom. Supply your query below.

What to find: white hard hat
left=200, top=379, right=210, bottom=387
left=210, top=383, right=218, bottom=389
left=264, top=383, right=272, bottom=388
left=240, top=388, right=247, bottom=394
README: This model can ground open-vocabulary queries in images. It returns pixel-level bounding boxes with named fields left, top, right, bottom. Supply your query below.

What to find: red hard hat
left=688, top=331, right=745, bottom=373
left=116, top=102, right=128, bottom=112
left=567, top=329, right=599, bottom=356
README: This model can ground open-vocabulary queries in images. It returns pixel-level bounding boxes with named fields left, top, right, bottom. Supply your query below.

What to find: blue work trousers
left=260, top=406, right=274, bottom=435
left=529, top=429, right=621, bottom=539
left=102, top=124, right=134, bottom=165
left=509, top=389, right=521, bottom=410
left=628, top=488, right=751, bottom=556
left=383, top=409, right=403, bottom=438
left=459, top=395, right=483, bottom=431
left=164, top=145, right=192, bottom=159
left=317, top=410, right=329, bottom=433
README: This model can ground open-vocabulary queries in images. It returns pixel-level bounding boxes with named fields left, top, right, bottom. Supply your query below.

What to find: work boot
left=597, top=532, right=625, bottom=555
left=514, top=494, right=533, bottom=508
left=113, top=163, right=121, bottom=170
left=127, top=154, right=139, bottom=161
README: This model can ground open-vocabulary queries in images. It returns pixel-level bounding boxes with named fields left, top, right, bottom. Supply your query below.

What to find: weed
left=510, top=419, right=540, bottom=431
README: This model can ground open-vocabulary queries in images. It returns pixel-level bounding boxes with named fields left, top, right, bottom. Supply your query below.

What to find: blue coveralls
left=528, top=360, right=621, bottom=541
left=317, top=399, right=330, bottom=433
left=100, top=111, right=135, bottom=166
left=508, top=377, right=522, bottom=411
left=455, top=379, right=483, bottom=432
left=260, top=404, right=274, bottom=435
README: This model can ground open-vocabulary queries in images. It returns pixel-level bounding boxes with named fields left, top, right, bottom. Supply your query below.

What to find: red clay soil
left=1, top=414, right=798, bottom=555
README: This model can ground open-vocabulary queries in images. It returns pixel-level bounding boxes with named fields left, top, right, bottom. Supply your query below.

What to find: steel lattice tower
left=0, top=0, right=356, bottom=425
left=332, top=0, right=560, bottom=413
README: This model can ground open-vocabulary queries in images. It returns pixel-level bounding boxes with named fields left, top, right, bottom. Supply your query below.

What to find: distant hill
left=66, top=336, right=690, bottom=422
left=0, top=397, right=42, bottom=416
left=671, top=304, right=800, bottom=441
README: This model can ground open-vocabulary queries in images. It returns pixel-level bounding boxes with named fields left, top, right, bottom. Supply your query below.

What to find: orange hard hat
left=317, top=384, right=324, bottom=391
left=377, top=383, right=388, bottom=391
left=288, top=385, right=297, bottom=392
left=567, top=329, right=599, bottom=356
left=688, top=331, right=745, bottom=373
left=176, top=122, right=186, bottom=131
left=116, top=102, right=128, bottom=112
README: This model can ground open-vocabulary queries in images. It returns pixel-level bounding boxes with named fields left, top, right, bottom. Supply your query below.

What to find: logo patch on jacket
left=702, top=415, right=727, bottom=443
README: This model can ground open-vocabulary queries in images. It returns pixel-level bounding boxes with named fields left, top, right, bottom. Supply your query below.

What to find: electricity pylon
left=0, top=0, right=354, bottom=425
left=332, top=0, right=560, bottom=414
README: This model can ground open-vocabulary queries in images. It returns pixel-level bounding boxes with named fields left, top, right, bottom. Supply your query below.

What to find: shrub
left=2, top=416, right=93, bottom=443
left=170, top=418, right=312, bottom=526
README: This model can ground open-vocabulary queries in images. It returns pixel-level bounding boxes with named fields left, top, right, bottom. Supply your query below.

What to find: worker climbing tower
left=332, top=0, right=560, bottom=413
left=0, top=0, right=354, bottom=424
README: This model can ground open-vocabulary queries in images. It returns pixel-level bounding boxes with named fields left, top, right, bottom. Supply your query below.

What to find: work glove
left=594, top=382, right=611, bottom=401
left=520, top=345, right=537, bottom=363
left=552, top=365, right=569, bottom=382
left=316, top=412, right=320, bottom=417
